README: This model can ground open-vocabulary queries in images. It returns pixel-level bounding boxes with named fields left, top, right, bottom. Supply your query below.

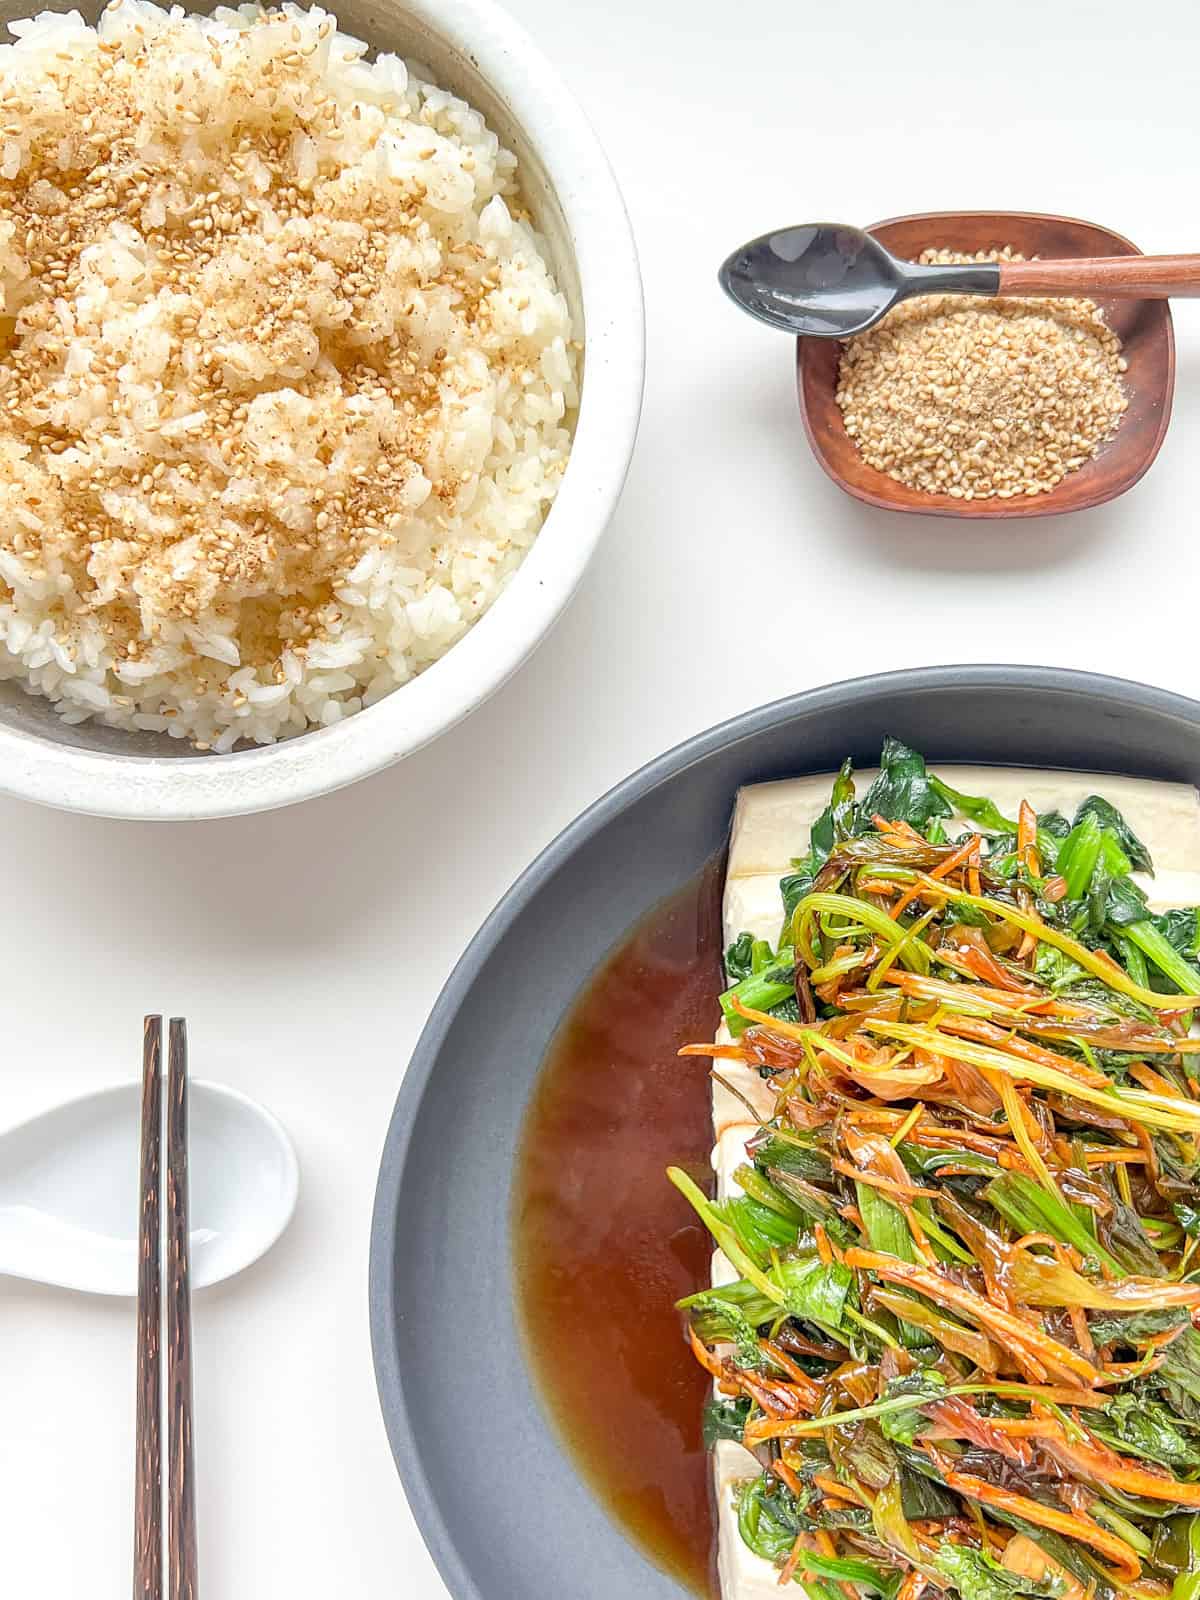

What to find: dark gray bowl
left=369, top=665, right=1200, bottom=1600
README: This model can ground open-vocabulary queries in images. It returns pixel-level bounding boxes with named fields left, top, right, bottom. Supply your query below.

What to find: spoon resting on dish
left=721, top=223, right=1200, bottom=337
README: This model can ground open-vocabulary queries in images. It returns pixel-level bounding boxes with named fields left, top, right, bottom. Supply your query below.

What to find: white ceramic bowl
left=0, top=0, right=644, bottom=819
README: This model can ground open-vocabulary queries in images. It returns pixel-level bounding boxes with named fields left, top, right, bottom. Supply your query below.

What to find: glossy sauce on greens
left=513, top=864, right=724, bottom=1595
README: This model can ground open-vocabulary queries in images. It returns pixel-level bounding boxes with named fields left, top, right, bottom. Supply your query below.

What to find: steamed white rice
left=0, top=1, right=578, bottom=750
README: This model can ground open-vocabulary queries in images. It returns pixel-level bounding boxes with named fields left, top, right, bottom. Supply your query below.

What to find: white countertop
left=3, top=0, right=1200, bottom=1592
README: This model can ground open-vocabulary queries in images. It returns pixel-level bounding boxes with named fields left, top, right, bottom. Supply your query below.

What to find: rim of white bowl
left=0, top=0, right=645, bottom=820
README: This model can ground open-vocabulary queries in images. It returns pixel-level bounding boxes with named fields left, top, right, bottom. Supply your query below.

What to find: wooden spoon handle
left=997, top=255, right=1200, bottom=298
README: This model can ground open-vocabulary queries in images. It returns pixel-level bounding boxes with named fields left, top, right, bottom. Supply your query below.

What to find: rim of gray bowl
left=369, top=662, right=1200, bottom=1600
left=0, top=0, right=644, bottom=820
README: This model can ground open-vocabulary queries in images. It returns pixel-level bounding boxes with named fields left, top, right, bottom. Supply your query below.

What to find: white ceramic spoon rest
left=0, top=1080, right=299, bottom=1295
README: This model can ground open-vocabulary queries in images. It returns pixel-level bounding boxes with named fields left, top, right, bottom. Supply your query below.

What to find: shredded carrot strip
left=1129, top=1061, right=1185, bottom=1100
left=901, top=1200, right=940, bottom=1264
left=872, top=814, right=924, bottom=843
left=813, top=1491, right=853, bottom=1513
left=779, top=1533, right=808, bottom=1587
left=759, top=1339, right=819, bottom=1391
left=813, top=1222, right=833, bottom=1266
left=1084, top=1148, right=1148, bottom=1166
left=1098, top=1357, right=1167, bottom=1380
left=814, top=1472, right=873, bottom=1509
left=1038, top=1428, right=1200, bottom=1507
left=831, top=1159, right=939, bottom=1200
left=771, top=1458, right=806, bottom=1499
left=1050, top=1133, right=1074, bottom=1167
left=896, top=1572, right=928, bottom=1600
left=821, top=1532, right=861, bottom=1600
left=891, top=833, right=979, bottom=920
left=856, top=879, right=901, bottom=898
left=931, top=1458, right=1141, bottom=1580
left=1018, top=800, right=1039, bottom=877
left=1005, top=829, right=1043, bottom=956
left=1013, top=1231, right=1071, bottom=1257
left=687, top=1326, right=724, bottom=1381
left=1053, top=1241, right=1095, bottom=1358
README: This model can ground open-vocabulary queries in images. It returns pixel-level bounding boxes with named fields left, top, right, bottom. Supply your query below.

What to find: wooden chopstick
left=134, top=1016, right=199, bottom=1600
left=166, top=1018, right=198, bottom=1600
left=134, top=1016, right=163, bottom=1600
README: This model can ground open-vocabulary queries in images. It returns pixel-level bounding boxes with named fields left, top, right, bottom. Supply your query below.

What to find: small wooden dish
left=796, top=211, right=1176, bottom=519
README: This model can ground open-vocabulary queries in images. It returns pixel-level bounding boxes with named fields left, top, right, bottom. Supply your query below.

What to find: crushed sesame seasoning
left=836, top=248, right=1128, bottom=500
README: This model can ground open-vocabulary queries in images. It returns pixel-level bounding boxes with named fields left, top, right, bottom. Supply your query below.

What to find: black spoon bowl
left=719, top=223, right=1001, bottom=337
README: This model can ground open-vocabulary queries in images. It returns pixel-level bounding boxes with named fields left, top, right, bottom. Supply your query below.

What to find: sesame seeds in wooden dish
left=796, top=212, right=1176, bottom=519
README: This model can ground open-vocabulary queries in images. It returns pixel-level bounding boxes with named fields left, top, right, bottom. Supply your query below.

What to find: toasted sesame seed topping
left=836, top=248, right=1128, bottom=500
left=0, top=2, right=578, bottom=748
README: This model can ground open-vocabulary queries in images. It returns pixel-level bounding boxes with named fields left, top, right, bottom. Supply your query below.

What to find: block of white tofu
left=712, top=1019, right=776, bottom=1141
left=706, top=762, right=1200, bottom=1598
left=714, top=1440, right=786, bottom=1600
left=726, top=767, right=1200, bottom=937
left=714, top=1124, right=756, bottom=1201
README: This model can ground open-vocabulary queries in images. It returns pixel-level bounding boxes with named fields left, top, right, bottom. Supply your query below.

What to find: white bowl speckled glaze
left=0, top=0, right=644, bottom=819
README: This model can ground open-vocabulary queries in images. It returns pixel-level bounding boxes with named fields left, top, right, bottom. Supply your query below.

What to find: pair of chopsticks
left=134, top=1017, right=198, bottom=1600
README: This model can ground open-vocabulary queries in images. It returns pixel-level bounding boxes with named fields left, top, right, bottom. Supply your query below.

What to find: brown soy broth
left=513, top=862, right=725, bottom=1596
